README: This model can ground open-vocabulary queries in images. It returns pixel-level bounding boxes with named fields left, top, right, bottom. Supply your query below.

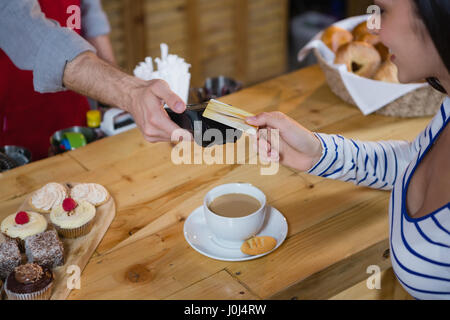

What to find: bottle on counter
left=86, top=110, right=101, bottom=129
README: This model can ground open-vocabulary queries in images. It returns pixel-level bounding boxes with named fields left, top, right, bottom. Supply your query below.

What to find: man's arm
left=63, top=52, right=192, bottom=142
left=86, top=34, right=116, bottom=65
left=80, top=0, right=116, bottom=65
left=0, top=0, right=96, bottom=93
left=0, top=0, right=190, bottom=142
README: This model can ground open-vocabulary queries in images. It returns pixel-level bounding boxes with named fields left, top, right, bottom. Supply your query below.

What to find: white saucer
left=184, top=205, right=288, bottom=261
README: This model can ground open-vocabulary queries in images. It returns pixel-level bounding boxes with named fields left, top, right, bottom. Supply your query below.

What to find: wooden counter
left=0, top=65, right=431, bottom=299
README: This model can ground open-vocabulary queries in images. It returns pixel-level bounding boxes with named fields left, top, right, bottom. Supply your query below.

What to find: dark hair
left=412, top=0, right=450, bottom=94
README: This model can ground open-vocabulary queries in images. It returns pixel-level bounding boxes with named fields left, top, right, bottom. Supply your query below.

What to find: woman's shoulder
left=428, top=97, right=449, bottom=133
left=443, top=96, right=450, bottom=111
left=409, top=97, right=449, bottom=153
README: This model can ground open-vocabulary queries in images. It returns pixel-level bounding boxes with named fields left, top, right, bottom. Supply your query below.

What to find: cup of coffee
left=203, top=183, right=267, bottom=248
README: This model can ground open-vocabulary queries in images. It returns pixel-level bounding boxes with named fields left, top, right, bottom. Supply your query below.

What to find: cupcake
left=29, top=182, right=68, bottom=213
left=50, top=198, right=96, bottom=238
left=70, top=183, right=110, bottom=207
left=1, top=211, right=48, bottom=251
left=4, top=263, right=54, bottom=300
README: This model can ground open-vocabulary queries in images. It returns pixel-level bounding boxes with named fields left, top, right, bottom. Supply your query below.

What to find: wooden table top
left=0, top=65, right=432, bottom=300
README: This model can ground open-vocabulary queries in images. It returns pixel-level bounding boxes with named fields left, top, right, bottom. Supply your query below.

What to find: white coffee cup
left=203, top=183, right=267, bottom=248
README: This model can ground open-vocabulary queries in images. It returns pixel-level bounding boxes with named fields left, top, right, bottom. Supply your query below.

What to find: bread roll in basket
left=298, top=15, right=446, bottom=118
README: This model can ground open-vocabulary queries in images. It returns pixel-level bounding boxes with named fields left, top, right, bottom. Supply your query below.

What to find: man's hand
left=127, top=79, right=191, bottom=142
left=63, top=51, right=193, bottom=143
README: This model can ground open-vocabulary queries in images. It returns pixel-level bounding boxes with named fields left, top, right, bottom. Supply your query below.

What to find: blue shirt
left=308, top=97, right=450, bottom=299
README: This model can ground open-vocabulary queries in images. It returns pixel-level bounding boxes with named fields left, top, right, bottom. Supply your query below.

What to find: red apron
left=0, top=0, right=90, bottom=160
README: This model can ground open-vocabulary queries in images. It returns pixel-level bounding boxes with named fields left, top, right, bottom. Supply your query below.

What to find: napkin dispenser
left=166, top=103, right=242, bottom=148
left=100, top=108, right=137, bottom=136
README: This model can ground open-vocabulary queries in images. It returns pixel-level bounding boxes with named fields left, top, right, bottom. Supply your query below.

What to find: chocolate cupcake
left=5, top=263, right=54, bottom=300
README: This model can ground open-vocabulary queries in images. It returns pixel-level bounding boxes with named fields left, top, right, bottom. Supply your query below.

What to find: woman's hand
left=245, top=112, right=323, bottom=172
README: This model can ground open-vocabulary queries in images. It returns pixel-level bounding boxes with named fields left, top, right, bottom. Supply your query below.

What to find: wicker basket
left=314, top=49, right=445, bottom=118
left=312, top=24, right=446, bottom=118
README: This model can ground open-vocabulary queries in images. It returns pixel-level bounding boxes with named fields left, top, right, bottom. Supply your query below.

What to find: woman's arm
left=306, top=133, right=418, bottom=190
left=246, top=112, right=421, bottom=191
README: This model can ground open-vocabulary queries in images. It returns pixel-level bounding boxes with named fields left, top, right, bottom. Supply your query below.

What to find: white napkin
left=298, top=15, right=427, bottom=115
left=134, top=43, right=191, bottom=105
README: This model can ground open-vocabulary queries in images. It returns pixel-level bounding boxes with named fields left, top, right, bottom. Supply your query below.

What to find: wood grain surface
left=0, top=65, right=433, bottom=299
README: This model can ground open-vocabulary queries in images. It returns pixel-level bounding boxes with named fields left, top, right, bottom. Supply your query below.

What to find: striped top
left=307, top=97, right=450, bottom=300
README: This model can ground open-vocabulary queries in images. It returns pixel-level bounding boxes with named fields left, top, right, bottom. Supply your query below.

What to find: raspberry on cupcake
left=1, top=211, right=48, bottom=251
left=50, top=198, right=96, bottom=238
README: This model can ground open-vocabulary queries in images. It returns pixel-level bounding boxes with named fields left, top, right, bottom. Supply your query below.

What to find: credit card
left=202, top=99, right=258, bottom=135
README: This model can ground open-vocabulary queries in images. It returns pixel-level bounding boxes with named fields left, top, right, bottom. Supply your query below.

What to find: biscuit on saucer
left=240, top=236, right=277, bottom=255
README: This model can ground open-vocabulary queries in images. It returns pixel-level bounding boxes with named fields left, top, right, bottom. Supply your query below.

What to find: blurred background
left=103, top=0, right=373, bottom=87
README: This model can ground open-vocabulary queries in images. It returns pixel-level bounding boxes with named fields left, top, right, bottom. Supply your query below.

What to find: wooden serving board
left=11, top=182, right=116, bottom=300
